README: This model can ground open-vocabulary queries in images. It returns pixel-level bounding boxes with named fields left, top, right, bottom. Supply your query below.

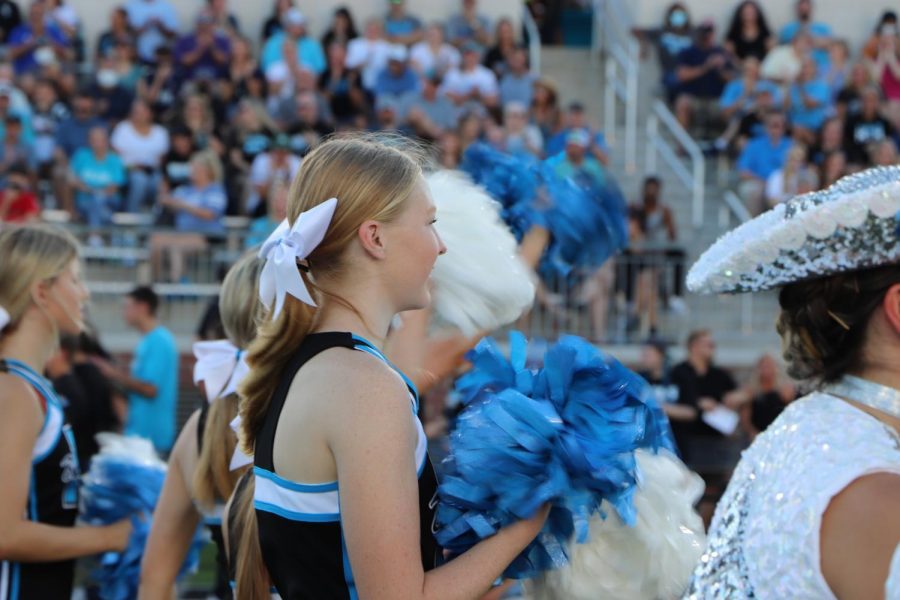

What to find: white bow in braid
left=258, top=198, right=338, bottom=317
left=229, top=415, right=253, bottom=470
left=192, top=340, right=250, bottom=403
left=0, top=305, right=9, bottom=331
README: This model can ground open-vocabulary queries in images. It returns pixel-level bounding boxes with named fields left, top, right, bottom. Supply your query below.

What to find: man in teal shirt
left=544, top=129, right=608, bottom=190
left=260, top=8, right=325, bottom=76
left=95, top=286, right=178, bottom=453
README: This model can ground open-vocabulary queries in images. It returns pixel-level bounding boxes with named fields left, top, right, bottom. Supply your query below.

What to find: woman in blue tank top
left=231, top=136, right=549, bottom=600
left=0, top=224, right=131, bottom=600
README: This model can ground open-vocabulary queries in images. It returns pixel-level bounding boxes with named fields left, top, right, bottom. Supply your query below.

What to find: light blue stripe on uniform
left=254, top=500, right=341, bottom=522
left=5, top=361, right=65, bottom=464
left=253, top=466, right=338, bottom=492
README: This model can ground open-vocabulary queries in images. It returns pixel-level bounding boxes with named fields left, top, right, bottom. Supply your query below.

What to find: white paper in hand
left=702, top=406, right=740, bottom=435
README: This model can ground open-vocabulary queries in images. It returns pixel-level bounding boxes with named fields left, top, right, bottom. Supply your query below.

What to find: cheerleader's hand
left=104, top=517, right=134, bottom=552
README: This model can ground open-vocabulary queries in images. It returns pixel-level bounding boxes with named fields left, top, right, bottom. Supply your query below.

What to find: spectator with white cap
left=345, top=17, right=392, bottom=93
left=125, top=0, right=179, bottom=65
left=545, top=101, right=609, bottom=165
left=384, top=0, right=423, bottom=46
left=261, top=8, right=325, bottom=77
left=441, top=40, right=498, bottom=110
left=545, top=128, right=608, bottom=190
left=374, top=44, right=420, bottom=108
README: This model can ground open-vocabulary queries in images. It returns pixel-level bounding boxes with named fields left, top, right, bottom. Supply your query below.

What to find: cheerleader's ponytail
left=231, top=471, right=271, bottom=600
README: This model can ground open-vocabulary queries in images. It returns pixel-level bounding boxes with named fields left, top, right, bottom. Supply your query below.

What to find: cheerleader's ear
left=357, top=219, right=387, bottom=260
left=882, top=283, right=900, bottom=335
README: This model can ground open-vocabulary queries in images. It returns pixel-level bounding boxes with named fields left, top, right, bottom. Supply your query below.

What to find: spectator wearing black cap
left=445, top=0, right=492, bottom=49
left=674, top=18, right=735, bottom=138
left=0, top=162, right=39, bottom=223
left=441, top=40, right=498, bottom=110
left=175, top=11, right=232, bottom=83
left=0, top=0, right=22, bottom=45
left=247, top=133, right=300, bottom=217
left=384, top=0, right=423, bottom=46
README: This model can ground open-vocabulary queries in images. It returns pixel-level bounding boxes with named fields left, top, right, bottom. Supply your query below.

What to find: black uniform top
left=253, top=332, right=441, bottom=599
left=0, top=359, right=80, bottom=600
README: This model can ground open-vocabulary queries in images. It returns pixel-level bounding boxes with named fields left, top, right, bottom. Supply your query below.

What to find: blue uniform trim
left=254, top=500, right=341, bottom=523
left=340, top=532, right=359, bottom=600
left=253, top=466, right=339, bottom=492
left=4, top=360, right=65, bottom=464
left=10, top=563, right=20, bottom=600
left=28, top=480, right=38, bottom=521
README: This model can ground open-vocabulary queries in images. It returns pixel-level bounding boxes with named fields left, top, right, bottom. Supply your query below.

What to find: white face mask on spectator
left=97, top=69, right=120, bottom=88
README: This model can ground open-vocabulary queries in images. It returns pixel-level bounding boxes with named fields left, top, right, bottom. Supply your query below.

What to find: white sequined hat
left=688, top=166, right=900, bottom=295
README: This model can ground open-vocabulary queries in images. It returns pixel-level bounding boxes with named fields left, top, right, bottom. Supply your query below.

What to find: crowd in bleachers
left=635, top=0, right=900, bottom=214
left=0, top=0, right=621, bottom=260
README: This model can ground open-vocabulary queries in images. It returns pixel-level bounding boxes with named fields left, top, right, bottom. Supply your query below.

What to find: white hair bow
left=229, top=415, right=253, bottom=470
left=258, top=198, right=338, bottom=318
left=0, top=305, right=8, bottom=331
left=192, top=340, right=250, bottom=403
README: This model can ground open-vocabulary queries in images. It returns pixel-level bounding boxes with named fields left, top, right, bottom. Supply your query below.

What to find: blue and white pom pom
left=80, top=434, right=207, bottom=600
left=435, top=333, right=684, bottom=580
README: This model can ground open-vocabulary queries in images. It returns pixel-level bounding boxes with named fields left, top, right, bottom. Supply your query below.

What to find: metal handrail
left=522, top=4, right=541, bottom=75
left=646, top=100, right=705, bottom=228
left=593, top=0, right=638, bottom=173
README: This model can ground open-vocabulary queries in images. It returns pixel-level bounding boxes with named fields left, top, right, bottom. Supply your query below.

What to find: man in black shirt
left=843, top=85, right=896, bottom=168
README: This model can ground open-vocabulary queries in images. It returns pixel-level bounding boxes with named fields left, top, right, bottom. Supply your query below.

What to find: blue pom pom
left=435, top=333, right=676, bottom=579
left=80, top=440, right=208, bottom=600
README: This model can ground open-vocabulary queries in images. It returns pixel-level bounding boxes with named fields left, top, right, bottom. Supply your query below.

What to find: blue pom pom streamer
left=80, top=450, right=207, bottom=600
left=435, top=332, right=676, bottom=579
left=459, top=143, right=629, bottom=277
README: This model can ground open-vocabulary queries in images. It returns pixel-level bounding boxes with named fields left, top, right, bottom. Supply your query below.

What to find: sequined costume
left=685, top=391, right=900, bottom=599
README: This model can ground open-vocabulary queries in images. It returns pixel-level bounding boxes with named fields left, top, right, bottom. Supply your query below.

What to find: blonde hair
left=235, top=135, right=422, bottom=597
left=193, top=251, right=265, bottom=510
left=191, top=149, right=223, bottom=184
left=0, top=224, right=79, bottom=336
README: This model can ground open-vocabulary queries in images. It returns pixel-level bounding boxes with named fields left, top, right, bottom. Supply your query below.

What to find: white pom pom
left=93, top=433, right=166, bottom=470
left=427, top=170, right=535, bottom=335
left=530, top=450, right=706, bottom=600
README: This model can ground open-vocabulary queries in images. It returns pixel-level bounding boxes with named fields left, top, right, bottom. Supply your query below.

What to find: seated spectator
left=0, top=85, right=32, bottom=142
left=499, top=46, right=535, bottom=108
left=637, top=341, right=680, bottom=410
left=736, top=110, right=792, bottom=214
left=319, top=42, right=366, bottom=125
left=70, top=126, right=126, bottom=237
left=125, top=0, right=179, bottom=64
left=631, top=2, right=694, bottom=103
left=30, top=78, right=68, bottom=179
left=765, top=143, right=818, bottom=207
left=778, top=0, right=832, bottom=59
left=674, top=20, right=735, bottom=137
left=787, top=56, right=832, bottom=144
left=111, top=99, right=169, bottom=213
left=484, top=18, right=517, bottom=76
left=404, top=75, right=459, bottom=141
left=530, top=77, right=559, bottom=139
left=819, top=149, right=847, bottom=186
left=437, top=130, right=462, bottom=168
left=843, top=84, right=896, bottom=167
left=545, top=101, right=609, bottom=164
left=175, top=12, right=232, bottom=83
left=761, top=30, right=812, bottom=84
left=0, top=0, right=22, bottom=45
left=207, top=0, right=240, bottom=37
left=261, top=0, right=292, bottom=41
left=157, top=125, right=196, bottom=224
left=247, top=133, right=300, bottom=217
left=824, top=39, right=851, bottom=100
left=228, top=36, right=259, bottom=96
left=411, top=22, right=460, bottom=78
left=867, top=22, right=900, bottom=125
left=0, top=115, right=35, bottom=181
left=441, top=41, right=499, bottom=110
left=835, top=61, right=873, bottom=121
left=345, top=17, right=392, bottom=93
left=150, top=150, right=227, bottom=282
left=137, top=45, right=179, bottom=117
left=0, top=63, right=33, bottom=117
left=384, top=0, right=422, bottom=46
left=0, top=162, right=39, bottom=223
left=176, top=94, right=221, bottom=153
left=372, top=95, right=405, bottom=133
left=245, top=179, right=287, bottom=249
left=456, top=108, right=485, bottom=151
left=719, top=57, right=779, bottom=122
left=871, top=137, right=899, bottom=166
left=545, top=129, right=607, bottom=190
left=809, top=115, right=845, bottom=164
left=96, top=7, right=132, bottom=61
left=732, top=354, right=797, bottom=440
left=46, top=0, right=79, bottom=46
left=285, top=91, right=335, bottom=155
left=374, top=44, right=420, bottom=106
left=730, top=86, right=779, bottom=151
left=91, top=57, right=136, bottom=122
left=445, top=0, right=491, bottom=48
left=723, top=1, right=774, bottom=64
left=500, top=101, right=542, bottom=158
left=321, top=6, right=358, bottom=49
left=7, top=2, right=71, bottom=76
left=262, top=61, right=294, bottom=127
left=109, top=41, right=145, bottom=93
left=862, top=10, right=897, bottom=61
left=261, top=8, right=325, bottom=77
